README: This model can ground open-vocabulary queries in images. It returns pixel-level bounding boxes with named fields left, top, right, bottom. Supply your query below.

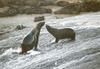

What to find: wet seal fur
left=20, top=22, right=45, bottom=54
left=46, top=25, right=75, bottom=43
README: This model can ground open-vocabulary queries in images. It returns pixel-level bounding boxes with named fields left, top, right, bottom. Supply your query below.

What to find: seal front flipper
left=20, top=44, right=28, bottom=54
left=55, top=38, right=59, bottom=43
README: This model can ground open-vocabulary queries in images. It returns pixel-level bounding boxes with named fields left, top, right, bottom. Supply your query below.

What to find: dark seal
left=20, top=22, right=45, bottom=54
left=46, top=25, right=75, bottom=43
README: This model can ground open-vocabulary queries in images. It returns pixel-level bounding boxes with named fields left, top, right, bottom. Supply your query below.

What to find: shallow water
left=0, top=12, right=100, bottom=69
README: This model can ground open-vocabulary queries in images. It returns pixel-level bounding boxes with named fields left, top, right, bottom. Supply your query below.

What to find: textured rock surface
left=0, top=12, right=100, bottom=69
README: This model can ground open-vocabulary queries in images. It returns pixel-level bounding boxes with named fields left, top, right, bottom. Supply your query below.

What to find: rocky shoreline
left=0, top=0, right=100, bottom=17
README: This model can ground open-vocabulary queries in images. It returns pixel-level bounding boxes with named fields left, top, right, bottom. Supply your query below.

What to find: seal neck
left=46, top=25, right=57, bottom=35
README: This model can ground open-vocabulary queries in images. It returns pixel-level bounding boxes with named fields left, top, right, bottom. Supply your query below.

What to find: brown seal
left=20, top=22, right=45, bottom=54
left=46, top=25, right=75, bottom=43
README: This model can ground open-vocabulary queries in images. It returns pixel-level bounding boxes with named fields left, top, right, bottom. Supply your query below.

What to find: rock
left=0, top=0, right=9, bottom=7
left=15, top=25, right=26, bottom=30
left=34, top=16, right=45, bottom=22
left=54, top=3, right=81, bottom=14
left=8, top=0, right=26, bottom=6
left=0, top=6, right=52, bottom=17
left=17, top=6, right=33, bottom=14
left=80, top=1, right=100, bottom=12
left=0, top=7, right=18, bottom=17
left=0, top=1, right=4, bottom=8
left=15, top=5, right=52, bottom=14
left=56, top=0, right=70, bottom=7
left=39, top=0, right=56, bottom=6
left=7, top=8, right=18, bottom=16
left=29, top=7, right=52, bottom=14
left=20, top=7, right=52, bottom=14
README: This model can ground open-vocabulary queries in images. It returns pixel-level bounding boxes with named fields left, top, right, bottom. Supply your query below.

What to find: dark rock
left=7, top=8, right=18, bottom=16
left=0, top=1, right=4, bottom=8
left=0, top=0, right=56, bottom=8
left=24, top=0, right=40, bottom=7
left=0, top=7, right=18, bottom=17
left=39, top=0, right=56, bottom=6
left=15, top=25, right=26, bottom=30
left=54, top=7, right=80, bottom=14
left=8, top=0, right=25, bottom=6
left=0, top=6, right=52, bottom=17
left=16, top=6, right=52, bottom=14
left=80, top=1, right=100, bottom=12
left=56, top=1, right=70, bottom=7
left=54, top=3, right=81, bottom=14
left=0, top=0, right=9, bottom=7
left=34, top=16, right=45, bottom=22
left=32, top=7, right=52, bottom=14
left=0, top=13, right=7, bottom=17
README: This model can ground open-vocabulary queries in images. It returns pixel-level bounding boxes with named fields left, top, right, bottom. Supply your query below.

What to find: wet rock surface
left=55, top=0, right=100, bottom=14
left=56, top=0, right=70, bottom=7
left=15, top=25, right=26, bottom=30
left=54, top=2, right=81, bottom=14
left=0, top=6, right=52, bottom=17
left=0, top=12, right=100, bottom=69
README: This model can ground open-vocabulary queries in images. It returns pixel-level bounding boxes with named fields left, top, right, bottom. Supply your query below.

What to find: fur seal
left=46, top=25, right=75, bottom=43
left=20, top=22, right=45, bottom=54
